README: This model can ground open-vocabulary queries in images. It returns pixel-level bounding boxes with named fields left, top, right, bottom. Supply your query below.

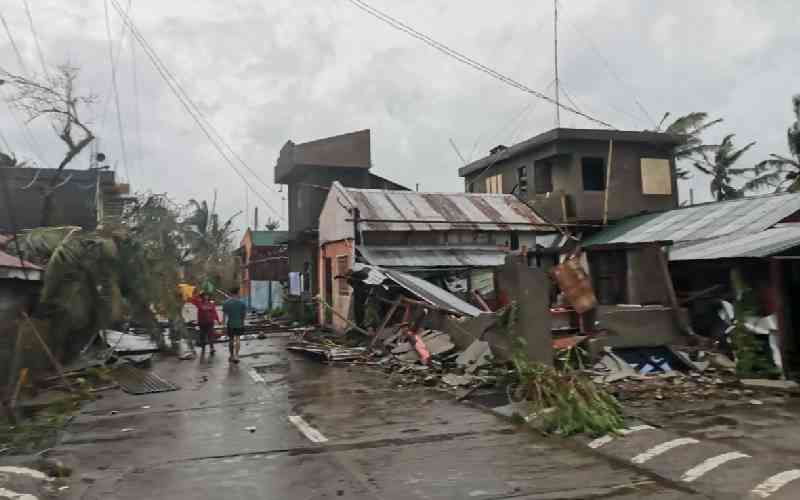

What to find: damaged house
left=316, top=181, right=555, bottom=332
left=238, top=229, right=290, bottom=313
left=581, top=192, right=800, bottom=374
left=273, top=129, right=408, bottom=300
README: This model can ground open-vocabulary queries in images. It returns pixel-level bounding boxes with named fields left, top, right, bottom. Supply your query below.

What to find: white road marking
left=751, top=469, right=800, bottom=498
left=289, top=415, right=328, bottom=443
left=588, top=425, right=655, bottom=449
left=248, top=368, right=265, bottom=383
left=0, top=466, right=52, bottom=482
left=680, top=451, right=750, bottom=482
left=631, top=437, right=699, bottom=464
left=0, top=487, right=38, bottom=500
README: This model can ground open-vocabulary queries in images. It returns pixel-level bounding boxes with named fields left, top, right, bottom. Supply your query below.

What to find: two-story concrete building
left=458, top=128, right=684, bottom=224
left=273, top=129, right=408, bottom=299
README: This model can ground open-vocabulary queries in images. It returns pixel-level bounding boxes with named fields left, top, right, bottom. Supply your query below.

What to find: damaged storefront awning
left=352, top=263, right=483, bottom=317
left=357, top=246, right=507, bottom=268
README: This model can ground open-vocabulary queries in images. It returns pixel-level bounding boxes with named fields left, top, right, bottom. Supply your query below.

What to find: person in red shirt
left=190, top=291, right=220, bottom=357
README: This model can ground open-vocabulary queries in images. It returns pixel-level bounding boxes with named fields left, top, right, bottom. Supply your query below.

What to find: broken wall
left=496, top=254, right=552, bottom=365
left=596, top=305, right=681, bottom=348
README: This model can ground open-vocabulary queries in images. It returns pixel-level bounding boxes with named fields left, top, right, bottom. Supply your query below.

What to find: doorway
left=324, top=257, right=333, bottom=325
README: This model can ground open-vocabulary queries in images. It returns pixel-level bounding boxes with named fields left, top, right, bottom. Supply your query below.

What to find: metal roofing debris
left=582, top=192, right=800, bottom=247
left=358, top=246, right=507, bottom=268
left=0, top=249, right=42, bottom=271
left=351, top=263, right=483, bottom=317
left=342, top=185, right=548, bottom=232
left=111, top=364, right=180, bottom=395
left=669, top=225, right=800, bottom=261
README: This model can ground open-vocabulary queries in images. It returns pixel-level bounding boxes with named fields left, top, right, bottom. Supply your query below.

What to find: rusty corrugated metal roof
left=358, top=246, right=507, bottom=268
left=344, top=187, right=547, bottom=232
left=0, top=249, right=42, bottom=270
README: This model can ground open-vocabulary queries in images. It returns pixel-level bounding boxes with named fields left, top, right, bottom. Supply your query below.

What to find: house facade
left=458, top=128, right=684, bottom=224
left=317, top=182, right=554, bottom=330
left=238, top=229, right=290, bottom=312
left=273, top=129, right=408, bottom=302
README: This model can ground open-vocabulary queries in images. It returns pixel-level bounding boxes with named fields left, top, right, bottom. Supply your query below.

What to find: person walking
left=190, top=291, right=220, bottom=357
left=223, top=287, right=247, bottom=363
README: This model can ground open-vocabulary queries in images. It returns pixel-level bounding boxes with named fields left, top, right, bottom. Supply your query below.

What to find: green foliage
left=505, top=304, right=624, bottom=437
left=730, top=271, right=781, bottom=379
left=655, top=111, right=723, bottom=180
left=693, top=134, right=757, bottom=201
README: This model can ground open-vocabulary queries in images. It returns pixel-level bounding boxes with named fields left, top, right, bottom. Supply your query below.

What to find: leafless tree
left=0, top=64, right=96, bottom=225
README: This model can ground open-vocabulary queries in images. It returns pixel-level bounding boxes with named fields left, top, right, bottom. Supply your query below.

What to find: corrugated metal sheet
left=358, top=246, right=507, bottom=268
left=582, top=193, right=800, bottom=246
left=345, top=187, right=547, bottom=232
left=669, top=225, right=800, bottom=261
left=351, top=263, right=483, bottom=316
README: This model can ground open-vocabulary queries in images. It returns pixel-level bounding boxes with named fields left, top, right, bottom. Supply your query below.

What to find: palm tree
left=692, top=134, right=756, bottom=201
left=655, top=112, right=723, bottom=179
left=746, top=94, right=800, bottom=192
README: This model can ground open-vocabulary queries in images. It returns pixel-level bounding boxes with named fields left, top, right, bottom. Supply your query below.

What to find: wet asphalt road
left=13, top=335, right=709, bottom=499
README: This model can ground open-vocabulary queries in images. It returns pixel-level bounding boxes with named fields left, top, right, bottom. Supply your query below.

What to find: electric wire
left=109, top=0, right=285, bottom=221
left=21, top=0, right=50, bottom=80
left=346, top=0, right=615, bottom=129
left=103, top=0, right=131, bottom=183
left=110, top=1, right=281, bottom=194
left=555, top=0, right=657, bottom=128
left=130, top=19, right=143, bottom=177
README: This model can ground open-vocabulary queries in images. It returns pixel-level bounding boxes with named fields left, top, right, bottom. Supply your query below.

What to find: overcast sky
left=1, top=0, right=798, bottom=235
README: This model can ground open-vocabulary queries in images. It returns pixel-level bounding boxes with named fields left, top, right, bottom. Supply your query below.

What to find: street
left=24, top=333, right=702, bottom=500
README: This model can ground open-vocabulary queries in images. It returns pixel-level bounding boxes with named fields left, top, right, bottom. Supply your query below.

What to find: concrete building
left=317, top=182, right=553, bottom=331
left=273, top=129, right=408, bottom=299
left=0, top=167, right=133, bottom=232
left=458, top=128, right=684, bottom=224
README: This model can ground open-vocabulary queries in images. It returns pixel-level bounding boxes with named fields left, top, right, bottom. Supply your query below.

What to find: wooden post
left=314, top=296, right=370, bottom=336
left=655, top=246, right=692, bottom=335
left=22, top=313, right=74, bottom=392
left=369, top=299, right=401, bottom=349
left=602, top=138, right=614, bottom=225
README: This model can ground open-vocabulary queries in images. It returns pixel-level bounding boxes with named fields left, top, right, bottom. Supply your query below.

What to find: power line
left=130, top=18, right=143, bottom=177
left=103, top=0, right=131, bottom=183
left=555, top=0, right=657, bottom=128
left=109, top=0, right=285, bottom=221
left=110, top=1, right=284, bottom=205
left=21, top=0, right=50, bottom=80
left=0, top=11, right=52, bottom=167
left=346, top=0, right=615, bottom=129
left=0, top=11, right=29, bottom=75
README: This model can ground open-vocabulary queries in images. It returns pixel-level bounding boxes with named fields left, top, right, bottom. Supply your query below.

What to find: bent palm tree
left=692, top=134, right=756, bottom=201
left=655, top=112, right=723, bottom=179
left=747, top=94, right=800, bottom=192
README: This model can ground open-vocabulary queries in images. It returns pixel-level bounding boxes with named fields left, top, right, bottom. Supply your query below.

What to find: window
left=517, top=166, right=528, bottom=194
left=641, top=158, right=672, bottom=195
left=588, top=251, right=627, bottom=305
left=581, top=157, right=606, bottom=191
left=467, top=182, right=475, bottom=193
left=336, top=255, right=350, bottom=296
left=534, top=161, right=553, bottom=194
left=510, top=233, right=520, bottom=250
left=485, top=173, right=503, bottom=193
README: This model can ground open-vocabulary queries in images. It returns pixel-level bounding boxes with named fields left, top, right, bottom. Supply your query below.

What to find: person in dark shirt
left=222, top=287, right=247, bottom=363
left=190, top=291, right=220, bottom=357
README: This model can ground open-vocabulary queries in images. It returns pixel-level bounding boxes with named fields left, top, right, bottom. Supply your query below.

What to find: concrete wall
left=496, top=254, right=552, bottom=365
left=287, top=168, right=371, bottom=234
left=319, top=183, right=355, bottom=245
left=463, top=139, right=677, bottom=223
left=318, top=240, right=355, bottom=331
left=597, top=305, right=681, bottom=348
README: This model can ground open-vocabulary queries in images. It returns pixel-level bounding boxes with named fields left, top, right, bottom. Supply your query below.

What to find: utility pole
left=554, top=0, right=560, bottom=128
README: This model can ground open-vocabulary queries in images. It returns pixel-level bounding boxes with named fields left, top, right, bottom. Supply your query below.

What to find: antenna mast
left=554, top=0, right=560, bottom=127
